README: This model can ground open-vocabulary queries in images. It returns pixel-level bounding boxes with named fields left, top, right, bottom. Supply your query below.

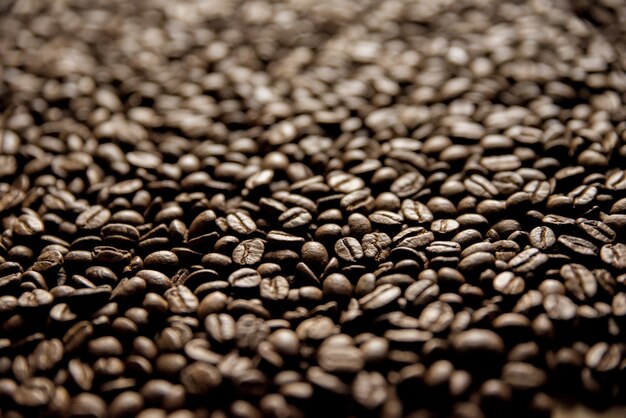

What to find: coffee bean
left=459, top=252, right=496, bottom=273
left=278, top=207, right=312, bottom=229
left=401, top=199, right=433, bottom=223
left=502, top=362, right=547, bottom=391
left=558, top=235, right=598, bottom=256
left=228, top=268, right=262, bottom=289
left=227, top=211, right=257, bottom=235
left=260, top=276, right=290, bottom=301
left=560, top=264, right=597, bottom=302
left=509, top=248, right=549, bottom=273
left=27, top=338, right=63, bottom=373
left=76, top=206, right=111, bottom=230
left=529, top=226, right=556, bottom=250
left=334, top=237, right=364, bottom=262
left=392, top=228, right=433, bottom=251
left=543, top=294, right=576, bottom=321
left=576, top=219, right=616, bottom=244
left=390, top=172, right=425, bottom=198
left=359, top=284, right=401, bottom=311
left=143, top=251, right=179, bottom=274
left=405, top=280, right=439, bottom=308
left=353, top=371, right=387, bottom=410
left=88, top=336, right=123, bottom=357
left=205, top=314, right=236, bottom=345
left=135, top=270, right=172, bottom=293
left=327, top=171, right=365, bottom=193
left=164, top=286, right=198, bottom=314
left=361, top=232, right=392, bottom=261
left=600, top=243, right=626, bottom=269
left=585, top=342, right=621, bottom=372
left=493, top=272, right=525, bottom=296
left=180, top=362, right=222, bottom=395
left=419, top=301, right=454, bottom=333
left=232, top=239, right=265, bottom=266
left=318, top=344, right=364, bottom=374
left=68, top=359, right=94, bottom=391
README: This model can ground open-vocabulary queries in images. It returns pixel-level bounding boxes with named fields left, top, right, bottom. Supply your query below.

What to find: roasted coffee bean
left=560, top=264, right=597, bottom=302
left=419, top=301, right=454, bottom=333
left=359, top=284, right=401, bottom=311
left=493, top=272, right=525, bottom=296
left=88, top=336, right=123, bottom=357
left=187, top=210, right=217, bottom=239
left=76, top=206, right=111, bottom=231
left=509, top=248, right=549, bottom=273
left=401, top=199, right=433, bottom=223
left=361, top=232, right=392, bottom=261
left=576, top=219, right=616, bottom=244
left=228, top=268, right=262, bottom=289
left=232, top=239, right=265, bottom=266
left=543, top=294, right=577, bottom=321
left=180, top=362, right=222, bottom=395
left=529, top=226, right=556, bottom=250
left=394, top=227, right=434, bottom=249
left=334, top=237, right=364, bottom=262
left=135, top=270, right=172, bottom=292
left=260, top=276, right=290, bottom=301
left=164, top=286, right=198, bottom=314
left=318, top=344, right=364, bottom=374
left=278, top=207, right=312, bottom=229
left=585, top=342, right=621, bottom=373
left=502, top=362, right=547, bottom=391
left=226, top=212, right=257, bottom=235
left=600, top=243, right=626, bottom=269
left=459, top=251, right=495, bottom=273
left=205, top=314, right=236, bottom=345
left=142, top=251, right=178, bottom=274
left=558, top=235, right=598, bottom=256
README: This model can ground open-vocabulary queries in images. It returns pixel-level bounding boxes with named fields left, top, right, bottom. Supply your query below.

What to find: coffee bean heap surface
left=1, top=0, right=626, bottom=417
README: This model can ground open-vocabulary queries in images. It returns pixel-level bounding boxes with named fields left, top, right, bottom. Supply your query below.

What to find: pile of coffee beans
left=1, top=0, right=625, bottom=417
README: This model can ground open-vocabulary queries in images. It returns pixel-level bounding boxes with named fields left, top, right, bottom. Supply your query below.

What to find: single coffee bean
left=317, top=344, right=364, bottom=374
left=359, top=284, right=401, bottom=311
left=232, top=239, right=265, bottom=266
left=334, top=237, right=364, bottom=262
left=557, top=235, right=598, bottom=256
left=205, top=314, right=236, bottom=345
left=543, top=294, right=576, bottom=321
left=188, top=210, right=217, bottom=239
left=560, top=264, right=597, bottom=302
left=88, top=336, right=123, bottom=357
left=419, top=301, right=454, bottom=333
left=327, top=171, right=365, bottom=193
left=180, top=362, right=222, bottom=395
left=502, top=362, right=547, bottom=391
left=361, top=232, right=392, bottom=261
left=278, top=207, right=312, bottom=229
left=509, top=248, right=549, bottom=273
left=585, top=342, right=621, bottom=372
left=164, top=286, right=198, bottom=314
left=401, top=199, right=433, bottom=223
left=228, top=268, right=262, bottom=289
left=600, top=243, right=626, bottom=269
left=529, top=226, right=556, bottom=250
left=576, top=219, right=616, bottom=244
left=493, top=271, right=525, bottom=296
left=394, top=227, right=434, bottom=249
left=459, top=252, right=495, bottom=273
left=227, top=211, right=257, bottom=235
left=260, top=276, right=290, bottom=301
left=76, top=205, right=111, bottom=230
left=266, top=230, right=305, bottom=245
left=390, top=172, right=425, bottom=198
left=352, top=371, right=387, bottom=410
